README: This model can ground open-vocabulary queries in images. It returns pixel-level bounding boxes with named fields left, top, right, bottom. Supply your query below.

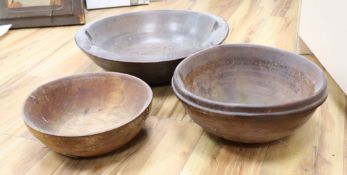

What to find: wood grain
left=0, top=0, right=345, bottom=174
left=25, top=118, right=203, bottom=175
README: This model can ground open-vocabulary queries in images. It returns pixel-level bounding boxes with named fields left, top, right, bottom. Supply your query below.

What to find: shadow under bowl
left=75, top=10, right=229, bottom=85
left=23, top=72, right=152, bottom=157
left=172, top=44, right=328, bottom=143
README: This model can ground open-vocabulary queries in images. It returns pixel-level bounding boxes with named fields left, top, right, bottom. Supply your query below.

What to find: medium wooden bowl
left=172, top=44, right=328, bottom=143
left=23, top=73, right=152, bottom=157
left=75, top=10, right=228, bottom=85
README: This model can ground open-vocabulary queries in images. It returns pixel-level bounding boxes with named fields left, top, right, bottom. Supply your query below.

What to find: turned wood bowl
left=75, top=10, right=228, bottom=85
left=23, top=72, right=152, bottom=157
left=172, top=44, right=328, bottom=143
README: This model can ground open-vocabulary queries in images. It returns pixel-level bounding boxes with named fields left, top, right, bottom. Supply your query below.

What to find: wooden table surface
left=0, top=0, right=346, bottom=174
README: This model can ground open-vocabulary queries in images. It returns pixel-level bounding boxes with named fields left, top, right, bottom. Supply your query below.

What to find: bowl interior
left=23, top=73, right=152, bottom=136
left=177, top=45, right=324, bottom=106
left=77, top=10, right=228, bottom=62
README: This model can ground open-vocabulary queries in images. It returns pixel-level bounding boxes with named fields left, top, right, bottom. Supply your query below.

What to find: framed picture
left=0, top=0, right=85, bottom=28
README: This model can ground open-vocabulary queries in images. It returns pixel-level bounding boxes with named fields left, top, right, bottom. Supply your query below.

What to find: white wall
left=299, top=0, right=347, bottom=94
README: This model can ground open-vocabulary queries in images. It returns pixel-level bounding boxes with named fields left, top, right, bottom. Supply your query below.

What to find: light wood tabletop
left=0, top=0, right=346, bottom=174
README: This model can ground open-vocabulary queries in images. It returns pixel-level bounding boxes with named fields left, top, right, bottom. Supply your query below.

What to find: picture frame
left=0, top=0, right=85, bottom=29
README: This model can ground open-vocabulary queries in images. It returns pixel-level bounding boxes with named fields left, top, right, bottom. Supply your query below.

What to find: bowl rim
left=75, top=9, right=229, bottom=63
left=22, top=72, right=153, bottom=137
left=172, top=44, right=328, bottom=116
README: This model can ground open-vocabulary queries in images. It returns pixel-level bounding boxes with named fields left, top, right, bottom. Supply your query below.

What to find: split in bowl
left=172, top=44, right=328, bottom=143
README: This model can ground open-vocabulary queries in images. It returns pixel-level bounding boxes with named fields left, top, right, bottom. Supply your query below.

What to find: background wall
left=299, top=0, right=347, bottom=94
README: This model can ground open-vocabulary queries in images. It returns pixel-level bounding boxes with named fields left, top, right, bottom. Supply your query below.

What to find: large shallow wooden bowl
left=172, top=44, right=328, bottom=143
left=23, top=73, right=152, bottom=157
left=75, top=10, right=228, bottom=85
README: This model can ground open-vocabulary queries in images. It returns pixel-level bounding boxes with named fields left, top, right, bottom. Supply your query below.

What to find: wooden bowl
left=23, top=72, right=152, bottom=157
left=75, top=10, right=228, bottom=85
left=172, top=44, right=328, bottom=143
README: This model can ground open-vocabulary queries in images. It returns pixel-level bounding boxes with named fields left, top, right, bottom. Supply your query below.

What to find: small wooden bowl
left=23, top=72, right=152, bottom=157
left=172, top=44, right=328, bottom=143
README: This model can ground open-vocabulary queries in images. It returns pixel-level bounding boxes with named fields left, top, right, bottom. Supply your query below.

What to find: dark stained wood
left=172, top=44, right=328, bottom=143
left=75, top=10, right=229, bottom=85
left=22, top=72, right=152, bottom=157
